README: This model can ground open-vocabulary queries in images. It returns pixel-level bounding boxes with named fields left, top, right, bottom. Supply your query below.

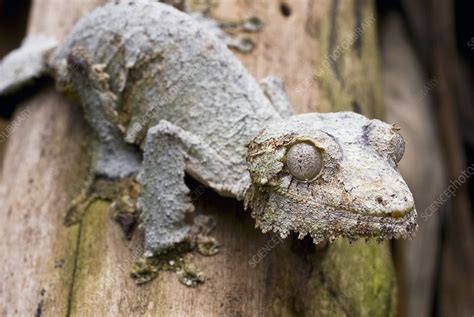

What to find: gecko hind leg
left=64, top=47, right=142, bottom=232
left=139, top=120, right=248, bottom=256
left=191, top=13, right=263, bottom=53
left=162, top=0, right=263, bottom=53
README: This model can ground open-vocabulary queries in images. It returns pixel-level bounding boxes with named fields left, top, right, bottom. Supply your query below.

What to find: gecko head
left=245, top=112, right=417, bottom=244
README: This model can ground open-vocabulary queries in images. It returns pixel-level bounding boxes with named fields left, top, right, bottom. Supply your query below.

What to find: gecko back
left=51, top=0, right=280, bottom=163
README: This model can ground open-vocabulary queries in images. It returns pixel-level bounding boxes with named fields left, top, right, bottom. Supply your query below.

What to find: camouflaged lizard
left=0, top=0, right=417, bottom=258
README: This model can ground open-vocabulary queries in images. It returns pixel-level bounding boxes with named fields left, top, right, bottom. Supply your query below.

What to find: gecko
left=0, top=0, right=417, bottom=258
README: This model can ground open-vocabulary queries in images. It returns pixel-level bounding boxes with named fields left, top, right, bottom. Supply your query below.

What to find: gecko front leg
left=139, top=120, right=249, bottom=255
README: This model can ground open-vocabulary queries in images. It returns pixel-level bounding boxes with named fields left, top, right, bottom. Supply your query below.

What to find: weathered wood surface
left=219, top=0, right=383, bottom=118
left=0, top=1, right=106, bottom=316
left=0, top=0, right=397, bottom=316
left=380, top=13, right=445, bottom=317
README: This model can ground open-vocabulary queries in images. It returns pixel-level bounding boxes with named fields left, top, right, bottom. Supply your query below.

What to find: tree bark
left=0, top=1, right=106, bottom=316
left=0, top=0, right=397, bottom=316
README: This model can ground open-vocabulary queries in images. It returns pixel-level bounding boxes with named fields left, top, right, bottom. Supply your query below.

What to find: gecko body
left=0, top=0, right=416, bottom=256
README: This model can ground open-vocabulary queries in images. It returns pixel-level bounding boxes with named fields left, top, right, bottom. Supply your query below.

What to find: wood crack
left=65, top=222, right=82, bottom=317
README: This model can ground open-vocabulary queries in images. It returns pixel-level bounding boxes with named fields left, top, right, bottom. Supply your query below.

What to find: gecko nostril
left=376, top=197, right=384, bottom=204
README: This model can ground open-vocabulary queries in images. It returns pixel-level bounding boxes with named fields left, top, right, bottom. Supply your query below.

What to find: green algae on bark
left=307, top=239, right=397, bottom=316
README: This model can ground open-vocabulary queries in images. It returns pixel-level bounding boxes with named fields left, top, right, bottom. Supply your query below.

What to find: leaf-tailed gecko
left=0, top=0, right=417, bottom=257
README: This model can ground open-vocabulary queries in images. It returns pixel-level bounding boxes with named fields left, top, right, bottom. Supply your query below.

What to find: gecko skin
left=0, top=0, right=416, bottom=255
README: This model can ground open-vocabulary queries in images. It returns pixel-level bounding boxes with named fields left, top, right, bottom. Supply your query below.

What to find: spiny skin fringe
left=249, top=184, right=417, bottom=245
left=254, top=220, right=417, bottom=245
left=246, top=113, right=417, bottom=244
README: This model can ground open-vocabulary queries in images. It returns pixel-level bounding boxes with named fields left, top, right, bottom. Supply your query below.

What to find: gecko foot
left=65, top=173, right=98, bottom=226
left=131, top=214, right=219, bottom=286
left=65, top=175, right=141, bottom=239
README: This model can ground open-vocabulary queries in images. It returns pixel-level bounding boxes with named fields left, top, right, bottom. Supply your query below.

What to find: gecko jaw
left=248, top=188, right=417, bottom=244
left=246, top=112, right=418, bottom=243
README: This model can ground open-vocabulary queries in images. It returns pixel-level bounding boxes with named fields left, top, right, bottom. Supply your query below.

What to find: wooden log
left=0, top=0, right=398, bottom=315
left=0, top=1, right=107, bottom=316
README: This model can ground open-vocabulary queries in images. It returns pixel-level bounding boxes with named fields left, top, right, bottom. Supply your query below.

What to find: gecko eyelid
left=391, top=132, right=405, bottom=163
left=286, top=142, right=323, bottom=181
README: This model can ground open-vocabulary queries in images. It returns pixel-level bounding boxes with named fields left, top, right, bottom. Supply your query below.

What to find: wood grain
left=0, top=1, right=106, bottom=316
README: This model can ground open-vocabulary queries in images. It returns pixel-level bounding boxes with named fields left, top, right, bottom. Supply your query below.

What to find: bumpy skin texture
left=0, top=35, right=57, bottom=94
left=51, top=0, right=280, bottom=253
left=0, top=0, right=416, bottom=254
left=51, top=0, right=278, bottom=176
left=246, top=112, right=417, bottom=243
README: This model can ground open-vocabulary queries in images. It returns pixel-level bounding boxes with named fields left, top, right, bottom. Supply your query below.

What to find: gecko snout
left=341, top=146, right=415, bottom=219
left=348, top=173, right=415, bottom=218
left=374, top=191, right=414, bottom=218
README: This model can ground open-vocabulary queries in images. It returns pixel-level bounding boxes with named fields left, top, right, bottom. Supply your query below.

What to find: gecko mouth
left=273, top=187, right=415, bottom=219
left=320, top=205, right=418, bottom=241
left=249, top=190, right=418, bottom=243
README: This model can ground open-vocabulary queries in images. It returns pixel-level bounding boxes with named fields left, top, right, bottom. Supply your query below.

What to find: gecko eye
left=391, top=132, right=405, bottom=163
left=365, top=120, right=406, bottom=165
left=286, top=142, right=322, bottom=181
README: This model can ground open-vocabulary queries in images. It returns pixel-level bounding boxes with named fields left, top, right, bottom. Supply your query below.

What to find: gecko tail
left=0, top=34, right=58, bottom=95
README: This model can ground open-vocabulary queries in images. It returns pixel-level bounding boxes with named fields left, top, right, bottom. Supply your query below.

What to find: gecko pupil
left=286, top=142, right=322, bottom=181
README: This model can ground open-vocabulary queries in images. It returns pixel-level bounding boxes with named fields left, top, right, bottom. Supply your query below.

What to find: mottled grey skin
left=0, top=35, right=58, bottom=94
left=246, top=113, right=417, bottom=243
left=0, top=0, right=416, bottom=255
